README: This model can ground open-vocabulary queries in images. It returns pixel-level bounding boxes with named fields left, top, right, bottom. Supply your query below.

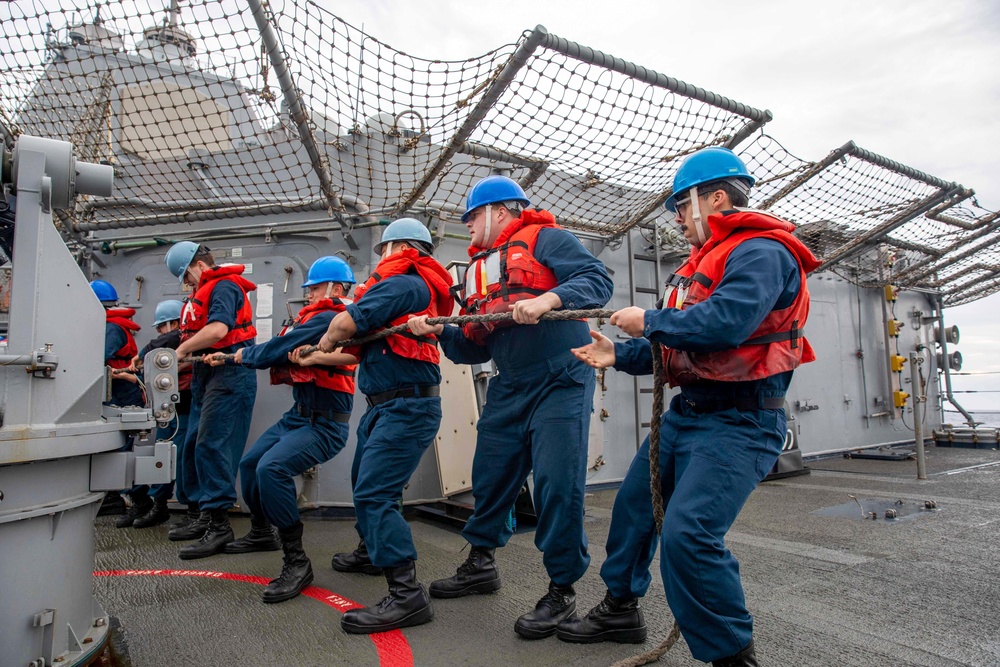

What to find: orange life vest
left=105, top=308, right=140, bottom=369
left=180, top=264, right=257, bottom=349
left=348, top=248, right=454, bottom=364
left=269, top=298, right=357, bottom=393
left=661, top=209, right=820, bottom=387
left=461, top=208, right=561, bottom=343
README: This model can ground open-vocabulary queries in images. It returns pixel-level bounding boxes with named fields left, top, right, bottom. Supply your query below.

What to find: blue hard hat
left=164, top=241, right=201, bottom=283
left=664, top=147, right=755, bottom=213
left=153, top=299, right=184, bottom=326
left=302, top=256, right=356, bottom=287
left=462, top=175, right=531, bottom=222
left=373, top=218, right=433, bottom=254
left=90, top=279, right=118, bottom=303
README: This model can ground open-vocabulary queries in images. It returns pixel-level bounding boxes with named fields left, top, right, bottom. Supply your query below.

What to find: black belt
left=366, top=385, right=440, bottom=408
left=293, top=404, right=352, bottom=423
left=681, top=395, right=785, bottom=414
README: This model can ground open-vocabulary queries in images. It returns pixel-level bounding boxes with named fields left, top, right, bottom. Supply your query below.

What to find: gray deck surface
left=94, top=446, right=1000, bottom=666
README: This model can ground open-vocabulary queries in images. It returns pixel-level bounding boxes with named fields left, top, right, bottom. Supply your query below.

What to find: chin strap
left=483, top=205, right=494, bottom=247
left=689, top=186, right=709, bottom=247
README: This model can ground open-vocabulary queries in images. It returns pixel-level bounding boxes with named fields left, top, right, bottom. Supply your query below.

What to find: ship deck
left=94, top=444, right=1000, bottom=667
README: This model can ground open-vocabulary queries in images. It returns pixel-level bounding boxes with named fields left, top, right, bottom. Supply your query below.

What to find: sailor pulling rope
left=610, top=339, right=681, bottom=667
left=183, top=306, right=683, bottom=664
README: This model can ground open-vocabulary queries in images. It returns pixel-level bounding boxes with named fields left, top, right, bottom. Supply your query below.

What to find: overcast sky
left=314, top=0, right=1000, bottom=412
left=321, top=0, right=1000, bottom=204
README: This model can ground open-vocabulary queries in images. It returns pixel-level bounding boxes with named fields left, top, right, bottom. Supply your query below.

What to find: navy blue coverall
left=104, top=323, right=144, bottom=407
left=346, top=274, right=442, bottom=569
left=438, top=228, right=613, bottom=586
left=238, top=312, right=353, bottom=529
left=182, top=281, right=257, bottom=512
left=602, top=238, right=800, bottom=663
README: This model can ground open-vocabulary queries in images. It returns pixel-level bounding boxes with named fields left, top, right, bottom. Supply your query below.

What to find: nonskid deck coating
left=94, top=445, right=1000, bottom=666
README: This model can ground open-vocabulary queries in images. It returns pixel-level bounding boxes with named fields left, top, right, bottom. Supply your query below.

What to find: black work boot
left=97, top=491, right=126, bottom=517
left=555, top=590, right=647, bottom=644
left=132, top=496, right=170, bottom=529
left=224, top=514, right=281, bottom=554
left=169, top=502, right=199, bottom=528
left=168, top=504, right=208, bottom=542
left=429, top=546, right=501, bottom=599
left=341, top=561, right=434, bottom=634
left=178, top=508, right=234, bottom=560
left=331, top=539, right=383, bottom=575
left=515, top=581, right=577, bottom=640
left=262, top=522, right=314, bottom=604
left=712, top=640, right=759, bottom=667
left=115, top=491, right=153, bottom=528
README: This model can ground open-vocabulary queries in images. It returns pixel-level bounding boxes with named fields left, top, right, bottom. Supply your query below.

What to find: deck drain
left=812, top=497, right=940, bottom=522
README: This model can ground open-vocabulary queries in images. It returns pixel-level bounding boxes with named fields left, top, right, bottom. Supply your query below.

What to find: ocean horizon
left=943, top=409, right=1000, bottom=428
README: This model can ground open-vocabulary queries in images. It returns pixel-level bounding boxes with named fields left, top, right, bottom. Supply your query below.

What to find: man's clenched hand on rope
left=316, top=309, right=359, bottom=354
left=510, top=291, right=562, bottom=325
left=204, top=348, right=244, bottom=367
left=608, top=306, right=646, bottom=338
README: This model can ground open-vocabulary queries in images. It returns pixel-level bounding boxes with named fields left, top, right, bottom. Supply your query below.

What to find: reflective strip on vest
left=466, top=252, right=502, bottom=299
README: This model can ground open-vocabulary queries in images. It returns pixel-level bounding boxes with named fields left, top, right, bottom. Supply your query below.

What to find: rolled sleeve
left=535, top=228, right=614, bottom=310
left=205, top=280, right=242, bottom=330
left=346, top=275, right=431, bottom=335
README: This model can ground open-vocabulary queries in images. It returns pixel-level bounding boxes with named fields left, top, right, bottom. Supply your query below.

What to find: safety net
left=1, top=0, right=996, bottom=305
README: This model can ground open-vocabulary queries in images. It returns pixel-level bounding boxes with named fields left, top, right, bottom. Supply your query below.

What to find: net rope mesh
left=1, top=0, right=997, bottom=306
left=738, top=135, right=1000, bottom=305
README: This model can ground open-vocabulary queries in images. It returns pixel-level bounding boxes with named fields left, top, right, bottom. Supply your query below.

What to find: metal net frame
left=1, top=0, right=997, bottom=305
left=735, top=134, right=1000, bottom=305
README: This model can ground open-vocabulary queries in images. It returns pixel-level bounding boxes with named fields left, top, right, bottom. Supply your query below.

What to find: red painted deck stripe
left=94, top=569, right=414, bottom=667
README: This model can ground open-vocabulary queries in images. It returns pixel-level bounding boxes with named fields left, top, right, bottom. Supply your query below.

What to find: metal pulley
left=142, top=347, right=179, bottom=426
